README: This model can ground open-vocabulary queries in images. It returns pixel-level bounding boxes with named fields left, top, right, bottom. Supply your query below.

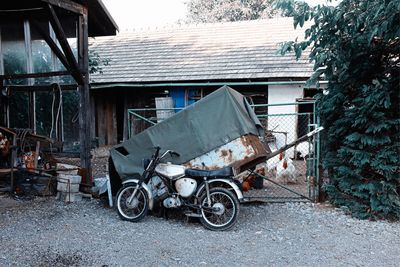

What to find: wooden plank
left=105, top=99, right=110, bottom=144
left=90, top=93, right=96, bottom=145
left=122, top=95, right=128, bottom=141
left=41, top=0, right=85, bottom=14
left=109, top=96, right=117, bottom=145
left=97, top=98, right=102, bottom=145
left=46, top=4, right=84, bottom=85
left=96, top=96, right=106, bottom=146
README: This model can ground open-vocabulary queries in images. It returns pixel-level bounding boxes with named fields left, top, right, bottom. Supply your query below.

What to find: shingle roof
left=89, top=18, right=314, bottom=84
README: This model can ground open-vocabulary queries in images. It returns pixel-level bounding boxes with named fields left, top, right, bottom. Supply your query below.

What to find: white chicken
left=295, top=141, right=313, bottom=161
left=276, top=152, right=297, bottom=184
left=266, top=153, right=280, bottom=175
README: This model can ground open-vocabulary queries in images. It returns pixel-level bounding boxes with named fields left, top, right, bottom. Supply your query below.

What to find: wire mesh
left=128, top=101, right=320, bottom=202
left=242, top=111, right=317, bottom=202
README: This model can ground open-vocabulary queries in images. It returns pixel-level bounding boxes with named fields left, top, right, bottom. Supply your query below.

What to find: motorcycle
left=116, top=146, right=243, bottom=231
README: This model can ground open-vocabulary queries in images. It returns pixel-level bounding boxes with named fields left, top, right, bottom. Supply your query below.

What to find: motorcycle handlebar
left=154, top=148, right=180, bottom=160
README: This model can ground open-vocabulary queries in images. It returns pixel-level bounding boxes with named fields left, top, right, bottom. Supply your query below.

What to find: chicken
left=266, top=153, right=281, bottom=174
left=276, top=152, right=297, bottom=184
left=242, top=167, right=266, bottom=191
left=242, top=181, right=251, bottom=192
left=295, top=141, right=313, bottom=161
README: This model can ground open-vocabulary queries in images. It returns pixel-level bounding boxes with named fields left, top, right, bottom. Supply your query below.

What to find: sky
left=102, top=0, right=188, bottom=31
left=102, top=0, right=338, bottom=32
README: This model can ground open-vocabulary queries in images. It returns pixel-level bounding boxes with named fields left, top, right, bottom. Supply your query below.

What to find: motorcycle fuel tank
left=175, top=178, right=197, bottom=198
left=155, top=163, right=185, bottom=179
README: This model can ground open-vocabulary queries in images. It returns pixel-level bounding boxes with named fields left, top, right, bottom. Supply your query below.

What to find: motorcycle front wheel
left=116, top=183, right=149, bottom=222
left=200, top=187, right=240, bottom=231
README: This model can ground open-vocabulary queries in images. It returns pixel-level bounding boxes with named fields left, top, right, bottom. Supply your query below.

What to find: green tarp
left=110, top=86, right=264, bottom=179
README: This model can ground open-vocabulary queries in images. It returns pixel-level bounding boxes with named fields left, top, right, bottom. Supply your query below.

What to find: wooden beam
left=78, top=10, right=92, bottom=184
left=0, top=28, right=3, bottom=76
left=30, top=20, right=71, bottom=74
left=46, top=4, right=84, bottom=85
left=6, top=84, right=77, bottom=92
left=30, top=20, right=84, bottom=85
left=40, top=0, right=85, bottom=14
left=0, top=71, right=70, bottom=80
left=0, top=30, right=5, bottom=127
left=24, top=20, right=36, bottom=132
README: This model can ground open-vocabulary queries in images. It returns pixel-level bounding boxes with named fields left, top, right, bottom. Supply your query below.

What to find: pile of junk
left=0, top=126, right=86, bottom=201
left=108, top=86, right=323, bottom=201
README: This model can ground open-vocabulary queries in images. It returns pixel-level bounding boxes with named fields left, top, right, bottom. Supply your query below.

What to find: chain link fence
left=241, top=101, right=320, bottom=202
left=128, top=101, right=320, bottom=202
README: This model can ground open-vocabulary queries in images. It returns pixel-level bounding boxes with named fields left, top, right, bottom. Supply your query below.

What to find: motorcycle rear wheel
left=200, top=187, right=240, bottom=231
left=116, top=183, right=149, bottom=222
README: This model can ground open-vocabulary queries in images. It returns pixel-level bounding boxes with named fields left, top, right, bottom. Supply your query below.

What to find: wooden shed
left=89, top=18, right=318, bottom=146
left=0, top=0, right=118, bottom=182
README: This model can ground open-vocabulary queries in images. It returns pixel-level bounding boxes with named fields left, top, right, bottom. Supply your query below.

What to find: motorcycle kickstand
left=161, top=207, right=169, bottom=220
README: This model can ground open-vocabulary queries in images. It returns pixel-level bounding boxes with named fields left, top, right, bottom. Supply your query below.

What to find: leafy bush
left=276, top=0, right=400, bottom=219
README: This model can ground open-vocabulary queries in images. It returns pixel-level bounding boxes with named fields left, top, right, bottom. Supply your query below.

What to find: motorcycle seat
left=185, top=167, right=233, bottom=178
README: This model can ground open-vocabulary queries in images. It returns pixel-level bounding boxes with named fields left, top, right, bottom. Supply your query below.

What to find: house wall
left=268, top=84, right=304, bottom=114
left=267, top=84, right=305, bottom=155
left=92, top=91, right=117, bottom=146
left=91, top=88, right=168, bottom=146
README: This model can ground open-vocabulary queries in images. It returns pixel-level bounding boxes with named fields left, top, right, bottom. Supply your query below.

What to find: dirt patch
left=37, top=248, right=92, bottom=267
left=0, top=194, right=27, bottom=210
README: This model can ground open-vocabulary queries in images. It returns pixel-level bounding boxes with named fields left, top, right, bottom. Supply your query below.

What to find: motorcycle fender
left=195, top=179, right=244, bottom=201
left=122, top=179, right=154, bottom=210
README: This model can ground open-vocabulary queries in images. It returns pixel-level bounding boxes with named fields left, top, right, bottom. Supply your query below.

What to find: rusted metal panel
left=183, top=134, right=268, bottom=174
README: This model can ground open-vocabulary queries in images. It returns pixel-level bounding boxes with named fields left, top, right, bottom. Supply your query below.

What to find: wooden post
left=77, top=8, right=92, bottom=185
left=46, top=4, right=84, bottom=85
left=0, top=29, right=4, bottom=127
left=90, top=93, right=96, bottom=144
left=0, top=27, right=3, bottom=76
left=34, top=141, right=40, bottom=168
left=10, top=135, right=17, bottom=192
left=24, top=20, right=36, bottom=133
left=123, top=94, right=128, bottom=141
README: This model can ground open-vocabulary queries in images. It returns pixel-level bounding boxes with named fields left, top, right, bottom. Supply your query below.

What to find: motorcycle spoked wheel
left=199, top=187, right=240, bottom=231
left=116, top=183, right=149, bottom=222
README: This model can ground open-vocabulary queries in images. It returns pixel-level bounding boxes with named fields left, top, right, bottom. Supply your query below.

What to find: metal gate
left=241, top=101, right=321, bottom=202
left=127, top=101, right=321, bottom=202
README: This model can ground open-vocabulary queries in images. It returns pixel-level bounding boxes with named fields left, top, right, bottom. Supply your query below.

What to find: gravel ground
left=0, top=197, right=399, bottom=267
